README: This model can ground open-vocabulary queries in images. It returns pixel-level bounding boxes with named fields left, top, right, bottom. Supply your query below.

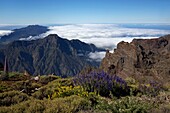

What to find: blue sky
left=0, top=0, right=170, bottom=24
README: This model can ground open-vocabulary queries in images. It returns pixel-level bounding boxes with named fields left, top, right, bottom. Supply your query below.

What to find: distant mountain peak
left=0, top=25, right=49, bottom=44
left=47, top=34, right=60, bottom=38
left=27, top=25, right=44, bottom=27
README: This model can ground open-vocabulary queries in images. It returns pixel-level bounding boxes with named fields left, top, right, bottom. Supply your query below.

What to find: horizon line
left=1, top=23, right=170, bottom=27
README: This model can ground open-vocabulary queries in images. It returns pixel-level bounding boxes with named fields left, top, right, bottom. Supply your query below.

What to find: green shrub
left=0, top=107, right=10, bottom=113
left=26, top=100, right=45, bottom=113
left=31, top=82, right=41, bottom=89
left=149, top=104, right=170, bottom=113
left=12, top=81, right=25, bottom=91
left=32, top=78, right=73, bottom=99
left=94, top=96, right=155, bottom=113
left=45, top=95, right=91, bottom=113
left=8, top=72, right=21, bottom=78
left=138, top=82, right=163, bottom=97
left=126, top=77, right=165, bottom=97
left=32, top=87, right=53, bottom=100
left=8, top=72, right=28, bottom=81
left=0, top=72, right=8, bottom=81
left=0, top=99, right=45, bottom=113
left=0, top=95, right=91, bottom=113
left=125, top=77, right=141, bottom=96
left=39, top=75, right=60, bottom=85
left=0, top=85, right=8, bottom=93
left=95, top=98, right=114, bottom=113
left=0, top=91, right=30, bottom=106
left=112, top=96, right=153, bottom=113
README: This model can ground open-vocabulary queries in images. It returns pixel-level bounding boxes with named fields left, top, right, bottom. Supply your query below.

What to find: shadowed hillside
left=0, top=34, right=105, bottom=76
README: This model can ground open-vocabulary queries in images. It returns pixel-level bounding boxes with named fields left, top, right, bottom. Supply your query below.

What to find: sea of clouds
left=23, top=24, right=170, bottom=61
left=2, top=24, right=170, bottom=61
left=21, top=24, right=169, bottom=48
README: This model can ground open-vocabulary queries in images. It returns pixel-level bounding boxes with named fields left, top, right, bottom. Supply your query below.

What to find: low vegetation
left=0, top=71, right=170, bottom=113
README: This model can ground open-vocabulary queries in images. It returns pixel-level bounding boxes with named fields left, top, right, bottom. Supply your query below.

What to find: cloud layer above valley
left=21, top=24, right=170, bottom=61
left=33, top=24, right=170, bottom=49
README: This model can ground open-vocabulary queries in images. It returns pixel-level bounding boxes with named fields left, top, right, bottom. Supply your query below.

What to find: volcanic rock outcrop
left=101, top=35, right=170, bottom=83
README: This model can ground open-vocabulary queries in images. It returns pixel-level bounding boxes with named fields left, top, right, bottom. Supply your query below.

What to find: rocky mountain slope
left=101, top=35, right=170, bottom=83
left=0, top=34, right=104, bottom=76
left=0, top=25, right=48, bottom=44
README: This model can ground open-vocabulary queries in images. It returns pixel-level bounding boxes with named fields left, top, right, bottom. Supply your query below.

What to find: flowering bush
left=50, top=85, right=89, bottom=99
left=73, top=71, right=130, bottom=97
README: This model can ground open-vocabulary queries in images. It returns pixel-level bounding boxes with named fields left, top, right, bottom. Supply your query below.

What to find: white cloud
left=19, top=33, right=46, bottom=40
left=0, top=30, right=13, bottom=37
left=22, top=24, right=170, bottom=50
left=15, top=24, right=170, bottom=61
left=46, top=24, right=170, bottom=48
left=46, top=24, right=170, bottom=38
left=88, top=51, right=106, bottom=62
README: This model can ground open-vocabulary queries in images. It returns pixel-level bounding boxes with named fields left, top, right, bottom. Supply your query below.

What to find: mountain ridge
left=0, top=34, right=105, bottom=76
left=0, top=25, right=48, bottom=44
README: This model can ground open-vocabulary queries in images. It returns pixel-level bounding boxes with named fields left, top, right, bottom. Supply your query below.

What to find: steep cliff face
left=101, top=35, right=170, bottom=83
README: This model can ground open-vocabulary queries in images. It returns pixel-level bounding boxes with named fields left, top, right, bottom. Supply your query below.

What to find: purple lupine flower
left=73, top=70, right=129, bottom=97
